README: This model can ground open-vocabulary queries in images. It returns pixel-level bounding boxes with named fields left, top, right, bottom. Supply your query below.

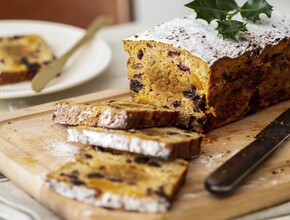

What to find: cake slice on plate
left=0, top=34, right=55, bottom=84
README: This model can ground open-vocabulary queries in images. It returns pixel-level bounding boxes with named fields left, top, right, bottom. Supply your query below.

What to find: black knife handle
left=205, top=135, right=287, bottom=194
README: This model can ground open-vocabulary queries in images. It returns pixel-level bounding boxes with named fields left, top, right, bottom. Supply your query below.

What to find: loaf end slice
left=67, top=126, right=201, bottom=159
left=53, top=100, right=179, bottom=129
left=46, top=147, right=188, bottom=213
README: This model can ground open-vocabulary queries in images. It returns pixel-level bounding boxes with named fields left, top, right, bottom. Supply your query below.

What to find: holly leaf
left=185, top=0, right=238, bottom=23
left=216, top=20, right=247, bottom=42
left=185, top=0, right=273, bottom=42
left=240, top=0, right=273, bottom=22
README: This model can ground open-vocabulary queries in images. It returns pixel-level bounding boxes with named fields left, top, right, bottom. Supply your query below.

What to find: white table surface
left=0, top=20, right=289, bottom=220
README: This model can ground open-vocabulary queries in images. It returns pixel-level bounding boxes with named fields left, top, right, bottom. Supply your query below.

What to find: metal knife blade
left=205, top=108, right=290, bottom=194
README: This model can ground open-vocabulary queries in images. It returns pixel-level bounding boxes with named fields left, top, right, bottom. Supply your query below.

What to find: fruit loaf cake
left=46, top=147, right=188, bottom=213
left=123, top=11, right=290, bottom=133
left=67, top=126, right=201, bottom=159
left=53, top=100, right=179, bottom=129
left=0, top=34, right=55, bottom=85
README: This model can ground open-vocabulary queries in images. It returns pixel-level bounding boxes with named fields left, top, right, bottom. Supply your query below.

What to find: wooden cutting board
left=0, top=88, right=289, bottom=220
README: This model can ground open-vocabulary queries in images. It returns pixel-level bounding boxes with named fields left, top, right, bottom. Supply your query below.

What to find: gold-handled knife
left=31, top=16, right=112, bottom=92
left=205, top=108, right=290, bottom=194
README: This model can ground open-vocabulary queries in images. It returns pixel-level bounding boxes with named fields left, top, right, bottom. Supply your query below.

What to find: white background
left=132, top=0, right=290, bottom=22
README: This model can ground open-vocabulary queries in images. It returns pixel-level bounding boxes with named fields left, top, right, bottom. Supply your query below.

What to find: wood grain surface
left=0, top=88, right=289, bottom=220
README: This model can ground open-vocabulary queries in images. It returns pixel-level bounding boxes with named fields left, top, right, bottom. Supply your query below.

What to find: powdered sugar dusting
left=194, top=153, right=224, bottom=169
left=181, top=193, right=199, bottom=200
left=47, top=179, right=170, bottom=213
left=42, top=139, right=80, bottom=162
left=242, top=177, right=266, bottom=189
left=271, top=179, right=279, bottom=185
left=67, top=127, right=171, bottom=159
left=126, top=11, right=290, bottom=66
left=194, top=149, right=240, bottom=170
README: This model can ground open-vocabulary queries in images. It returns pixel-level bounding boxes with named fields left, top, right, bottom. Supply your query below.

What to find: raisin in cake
left=67, top=126, right=201, bottom=159
left=123, top=11, right=290, bottom=133
left=0, top=35, right=55, bottom=84
left=53, top=100, right=178, bottom=129
left=46, top=147, right=188, bottom=213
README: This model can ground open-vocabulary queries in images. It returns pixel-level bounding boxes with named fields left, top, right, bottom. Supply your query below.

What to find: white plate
left=0, top=20, right=112, bottom=99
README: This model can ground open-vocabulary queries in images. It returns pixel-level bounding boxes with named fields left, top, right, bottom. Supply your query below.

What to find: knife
left=205, top=108, right=290, bottom=194
left=31, top=16, right=111, bottom=92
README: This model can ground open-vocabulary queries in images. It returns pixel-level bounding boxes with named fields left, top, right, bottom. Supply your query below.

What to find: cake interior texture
left=47, top=147, right=188, bottom=213
left=67, top=126, right=201, bottom=159
left=123, top=12, right=290, bottom=133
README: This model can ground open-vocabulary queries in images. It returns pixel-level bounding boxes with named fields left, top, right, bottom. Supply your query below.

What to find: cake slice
left=53, top=100, right=179, bottom=129
left=67, top=126, right=201, bottom=159
left=46, top=147, right=188, bottom=213
left=0, top=34, right=55, bottom=84
left=123, top=11, right=290, bottom=133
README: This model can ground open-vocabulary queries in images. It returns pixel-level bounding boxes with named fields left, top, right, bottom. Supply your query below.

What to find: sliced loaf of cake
left=67, top=126, right=201, bottom=159
left=46, top=147, right=188, bottom=213
left=53, top=100, right=178, bottom=129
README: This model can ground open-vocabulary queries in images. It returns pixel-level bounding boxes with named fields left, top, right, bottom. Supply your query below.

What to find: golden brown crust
left=203, top=38, right=290, bottom=132
left=124, top=36, right=290, bottom=133
left=0, top=70, right=27, bottom=85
